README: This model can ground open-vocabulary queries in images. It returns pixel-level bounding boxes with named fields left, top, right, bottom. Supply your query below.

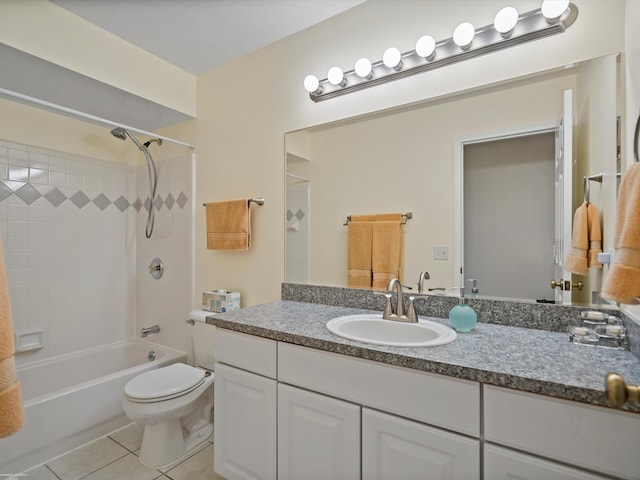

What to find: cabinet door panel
left=362, top=408, right=479, bottom=480
left=278, top=384, right=360, bottom=480
left=485, top=445, right=611, bottom=480
left=214, top=363, right=277, bottom=480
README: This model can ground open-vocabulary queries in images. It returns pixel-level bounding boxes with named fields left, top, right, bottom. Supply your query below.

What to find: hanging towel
left=565, top=202, right=602, bottom=275
left=206, top=199, right=252, bottom=250
left=0, top=235, right=24, bottom=438
left=372, top=214, right=404, bottom=290
left=602, top=163, right=640, bottom=304
left=347, top=215, right=376, bottom=289
left=587, top=202, right=603, bottom=268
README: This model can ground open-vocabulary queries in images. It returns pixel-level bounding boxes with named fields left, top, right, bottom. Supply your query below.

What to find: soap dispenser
left=448, top=269, right=477, bottom=332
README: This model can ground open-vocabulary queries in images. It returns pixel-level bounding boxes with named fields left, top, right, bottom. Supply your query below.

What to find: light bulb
left=415, top=35, right=436, bottom=59
left=303, top=74, right=320, bottom=93
left=383, top=47, right=402, bottom=69
left=354, top=57, right=372, bottom=78
left=453, top=22, right=475, bottom=49
left=327, top=67, right=345, bottom=86
left=494, top=6, right=519, bottom=36
left=541, top=0, right=569, bottom=21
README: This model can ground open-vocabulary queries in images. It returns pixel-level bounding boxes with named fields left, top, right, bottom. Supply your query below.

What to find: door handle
left=606, top=372, right=639, bottom=408
left=551, top=279, right=583, bottom=291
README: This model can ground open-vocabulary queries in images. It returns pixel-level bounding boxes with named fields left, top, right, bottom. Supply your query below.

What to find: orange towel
left=372, top=214, right=404, bottom=290
left=206, top=199, right=252, bottom=250
left=347, top=215, right=376, bottom=289
left=565, top=202, right=602, bottom=275
left=0, top=235, right=24, bottom=438
left=602, top=163, right=640, bottom=304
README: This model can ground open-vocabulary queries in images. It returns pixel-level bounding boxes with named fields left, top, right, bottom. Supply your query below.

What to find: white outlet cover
left=434, top=246, right=449, bottom=260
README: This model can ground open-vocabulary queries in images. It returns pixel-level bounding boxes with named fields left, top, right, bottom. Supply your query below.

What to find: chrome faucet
left=383, top=278, right=419, bottom=323
left=417, top=271, right=430, bottom=293
left=141, top=325, right=160, bottom=337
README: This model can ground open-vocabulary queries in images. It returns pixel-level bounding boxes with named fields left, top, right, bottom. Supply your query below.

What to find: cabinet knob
left=605, top=372, right=640, bottom=408
left=550, top=279, right=563, bottom=289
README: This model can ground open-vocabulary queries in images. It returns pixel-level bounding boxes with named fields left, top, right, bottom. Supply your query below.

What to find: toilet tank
left=189, top=310, right=216, bottom=370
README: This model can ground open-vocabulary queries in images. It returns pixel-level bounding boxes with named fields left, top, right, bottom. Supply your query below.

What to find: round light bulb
left=541, top=0, right=569, bottom=21
left=303, top=74, right=320, bottom=93
left=453, top=22, right=475, bottom=49
left=383, top=47, right=402, bottom=69
left=415, top=35, right=436, bottom=59
left=494, top=6, right=519, bottom=35
left=354, top=57, right=372, bottom=78
left=327, top=66, right=344, bottom=86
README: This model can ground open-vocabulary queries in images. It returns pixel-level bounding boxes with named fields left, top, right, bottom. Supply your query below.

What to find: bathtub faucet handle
left=141, top=325, right=160, bottom=337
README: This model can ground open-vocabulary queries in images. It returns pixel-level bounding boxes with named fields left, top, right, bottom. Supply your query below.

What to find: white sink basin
left=326, top=314, right=457, bottom=347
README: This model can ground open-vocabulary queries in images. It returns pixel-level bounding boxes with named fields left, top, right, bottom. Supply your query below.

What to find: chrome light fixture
left=304, top=1, right=578, bottom=102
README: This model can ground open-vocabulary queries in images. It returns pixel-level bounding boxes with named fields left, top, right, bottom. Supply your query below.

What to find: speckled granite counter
left=207, top=300, right=640, bottom=413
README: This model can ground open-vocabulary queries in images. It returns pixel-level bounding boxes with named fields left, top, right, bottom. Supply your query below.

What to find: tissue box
left=202, top=289, right=241, bottom=313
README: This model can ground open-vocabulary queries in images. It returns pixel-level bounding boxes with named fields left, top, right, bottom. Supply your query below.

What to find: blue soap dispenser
left=448, top=269, right=477, bottom=332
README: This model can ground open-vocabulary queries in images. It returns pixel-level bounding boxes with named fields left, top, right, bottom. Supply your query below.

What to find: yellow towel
left=206, top=199, right=251, bottom=250
left=372, top=214, right=404, bottom=290
left=347, top=215, right=376, bottom=289
left=565, top=202, right=602, bottom=275
left=0, top=235, right=24, bottom=438
left=602, top=163, right=640, bottom=304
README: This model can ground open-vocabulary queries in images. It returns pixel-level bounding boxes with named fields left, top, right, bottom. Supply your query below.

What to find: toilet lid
left=124, top=363, right=205, bottom=401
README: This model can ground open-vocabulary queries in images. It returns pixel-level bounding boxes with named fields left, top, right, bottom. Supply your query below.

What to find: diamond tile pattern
left=0, top=180, right=189, bottom=214
left=0, top=182, right=13, bottom=202
left=93, top=193, right=111, bottom=211
left=44, top=187, right=67, bottom=207
left=286, top=209, right=294, bottom=221
left=295, top=209, right=306, bottom=221
left=114, top=196, right=130, bottom=212
left=14, top=183, right=42, bottom=205
left=70, top=191, right=90, bottom=209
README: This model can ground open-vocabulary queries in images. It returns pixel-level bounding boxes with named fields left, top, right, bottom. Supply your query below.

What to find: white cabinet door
left=214, top=363, right=277, bottom=480
left=485, top=445, right=611, bottom=480
left=362, top=408, right=479, bottom=480
left=278, top=384, right=360, bottom=480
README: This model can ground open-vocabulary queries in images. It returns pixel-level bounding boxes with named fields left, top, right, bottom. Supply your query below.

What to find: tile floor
left=19, top=423, right=224, bottom=480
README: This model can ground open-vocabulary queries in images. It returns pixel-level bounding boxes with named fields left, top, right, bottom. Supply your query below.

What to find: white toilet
left=123, top=311, right=216, bottom=468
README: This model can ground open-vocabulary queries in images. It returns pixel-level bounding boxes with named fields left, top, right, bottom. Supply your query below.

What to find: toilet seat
left=125, top=363, right=206, bottom=403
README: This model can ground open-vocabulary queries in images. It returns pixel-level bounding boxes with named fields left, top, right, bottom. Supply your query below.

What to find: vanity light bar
left=305, top=2, right=578, bottom=102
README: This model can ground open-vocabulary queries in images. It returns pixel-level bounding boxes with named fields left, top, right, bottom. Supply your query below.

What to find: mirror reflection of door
left=463, top=131, right=556, bottom=302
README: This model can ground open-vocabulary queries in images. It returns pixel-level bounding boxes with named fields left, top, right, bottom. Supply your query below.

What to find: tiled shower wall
left=0, top=139, right=193, bottom=366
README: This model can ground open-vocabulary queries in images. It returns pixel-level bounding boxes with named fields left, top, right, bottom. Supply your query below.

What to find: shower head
left=110, top=127, right=127, bottom=141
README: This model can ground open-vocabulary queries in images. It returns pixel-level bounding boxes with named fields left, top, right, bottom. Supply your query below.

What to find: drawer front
left=278, top=343, right=480, bottom=436
left=484, top=385, right=640, bottom=480
left=215, top=328, right=277, bottom=378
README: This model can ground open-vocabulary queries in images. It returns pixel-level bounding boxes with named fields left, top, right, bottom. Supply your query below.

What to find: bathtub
left=0, top=339, right=187, bottom=474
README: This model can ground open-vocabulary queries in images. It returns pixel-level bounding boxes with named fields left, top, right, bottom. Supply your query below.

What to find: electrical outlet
left=434, top=246, right=449, bottom=260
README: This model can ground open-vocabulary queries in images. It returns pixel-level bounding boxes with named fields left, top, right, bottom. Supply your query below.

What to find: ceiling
left=0, top=0, right=365, bottom=132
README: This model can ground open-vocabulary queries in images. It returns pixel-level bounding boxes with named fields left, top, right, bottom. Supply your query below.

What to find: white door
left=278, top=384, right=360, bottom=480
left=553, top=89, right=573, bottom=303
left=362, top=408, right=479, bottom=480
left=214, top=363, right=277, bottom=480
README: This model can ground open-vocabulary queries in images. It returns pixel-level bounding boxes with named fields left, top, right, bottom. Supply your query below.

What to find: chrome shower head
left=110, top=127, right=127, bottom=140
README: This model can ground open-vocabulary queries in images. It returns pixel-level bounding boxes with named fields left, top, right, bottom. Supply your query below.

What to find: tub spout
left=141, top=325, right=160, bottom=337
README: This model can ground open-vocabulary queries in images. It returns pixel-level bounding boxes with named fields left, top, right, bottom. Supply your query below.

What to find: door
left=362, top=408, right=479, bottom=480
left=278, top=384, right=360, bottom=480
left=553, top=89, right=573, bottom=303
left=214, top=363, right=277, bottom=480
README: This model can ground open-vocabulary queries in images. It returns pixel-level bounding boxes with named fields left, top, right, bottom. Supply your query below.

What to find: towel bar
left=583, top=174, right=603, bottom=204
left=203, top=197, right=264, bottom=207
left=343, top=212, right=412, bottom=226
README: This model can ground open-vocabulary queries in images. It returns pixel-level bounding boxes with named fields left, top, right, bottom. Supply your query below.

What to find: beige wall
left=193, top=0, right=625, bottom=308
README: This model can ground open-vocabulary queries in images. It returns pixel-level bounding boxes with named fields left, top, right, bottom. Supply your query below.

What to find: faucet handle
left=382, top=293, right=393, bottom=320
left=407, top=296, right=418, bottom=323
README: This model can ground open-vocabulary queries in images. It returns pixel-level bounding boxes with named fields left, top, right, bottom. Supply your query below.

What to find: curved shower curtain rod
left=0, top=87, right=195, bottom=150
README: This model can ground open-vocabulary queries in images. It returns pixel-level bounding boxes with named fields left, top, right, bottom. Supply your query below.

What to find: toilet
left=123, top=311, right=216, bottom=468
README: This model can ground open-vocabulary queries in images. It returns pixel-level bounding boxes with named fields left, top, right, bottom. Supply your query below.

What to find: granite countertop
left=208, top=300, right=640, bottom=412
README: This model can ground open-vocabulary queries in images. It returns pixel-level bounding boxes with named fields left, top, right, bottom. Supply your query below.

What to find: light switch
left=434, top=246, right=448, bottom=260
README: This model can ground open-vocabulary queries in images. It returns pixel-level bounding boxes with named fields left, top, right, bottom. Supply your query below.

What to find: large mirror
left=285, top=54, right=620, bottom=305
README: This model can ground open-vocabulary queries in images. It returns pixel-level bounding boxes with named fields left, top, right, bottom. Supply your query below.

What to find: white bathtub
left=0, top=339, right=187, bottom=474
